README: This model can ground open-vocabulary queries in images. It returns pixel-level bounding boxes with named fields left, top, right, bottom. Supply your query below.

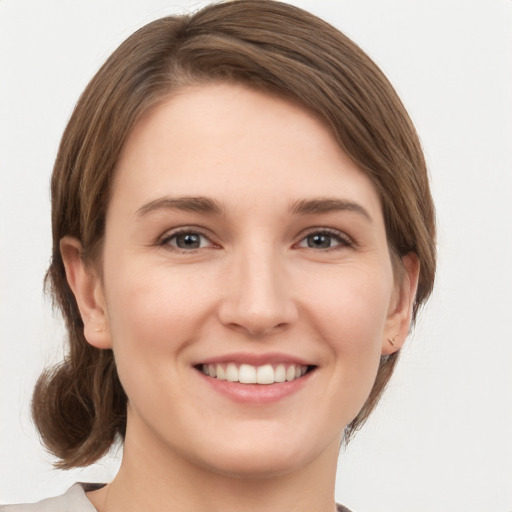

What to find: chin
left=184, top=426, right=340, bottom=481
left=197, top=448, right=308, bottom=480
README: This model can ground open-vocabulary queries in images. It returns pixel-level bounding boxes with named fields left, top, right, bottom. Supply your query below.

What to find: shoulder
left=2, top=487, right=353, bottom=512
left=0, top=483, right=104, bottom=512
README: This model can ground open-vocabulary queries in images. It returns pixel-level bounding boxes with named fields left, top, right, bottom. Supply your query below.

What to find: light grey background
left=1, top=1, right=511, bottom=511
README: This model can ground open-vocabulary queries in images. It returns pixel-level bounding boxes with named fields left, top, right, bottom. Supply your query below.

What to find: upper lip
left=193, top=352, right=315, bottom=367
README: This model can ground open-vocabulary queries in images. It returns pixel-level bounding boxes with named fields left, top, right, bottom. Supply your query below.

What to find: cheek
left=107, top=270, right=209, bottom=341
left=305, top=263, right=393, bottom=344
left=304, top=265, right=393, bottom=402
left=102, top=265, right=216, bottom=416
left=102, top=257, right=216, bottom=378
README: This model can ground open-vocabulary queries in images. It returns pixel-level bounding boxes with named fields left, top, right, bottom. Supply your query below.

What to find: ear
left=60, top=236, right=112, bottom=349
left=382, top=253, right=420, bottom=355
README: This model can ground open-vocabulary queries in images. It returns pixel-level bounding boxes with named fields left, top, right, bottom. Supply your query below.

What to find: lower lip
left=197, top=370, right=313, bottom=404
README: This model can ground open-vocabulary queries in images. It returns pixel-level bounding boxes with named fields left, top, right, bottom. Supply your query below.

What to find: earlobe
left=60, top=236, right=112, bottom=349
left=382, top=252, right=420, bottom=355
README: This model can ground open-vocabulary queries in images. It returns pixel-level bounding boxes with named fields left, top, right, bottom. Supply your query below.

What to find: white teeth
left=256, top=364, right=274, bottom=384
left=200, top=363, right=309, bottom=384
left=226, top=363, right=238, bottom=382
left=285, top=365, right=296, bottom=382
left=275, top=364, right=286, bottom=382
left=239, top=364, right=256, bottom=384
left=216, top=365, right=226, bottom=380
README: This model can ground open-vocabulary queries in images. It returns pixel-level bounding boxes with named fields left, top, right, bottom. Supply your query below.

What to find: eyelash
left=160, top=228, right=216, bottom=252
left=296, top=228, right=353, bottom=251
left=159, top=227, right=353, bottom=253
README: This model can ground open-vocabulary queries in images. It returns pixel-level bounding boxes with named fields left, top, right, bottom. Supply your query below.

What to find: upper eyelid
left=157, top=226, right=354, bottom=247
left=159, top=226, right=215, bottom=243
left=158, top=230, right=218, bottom=254
left=296, top=227, right=353, bottom=244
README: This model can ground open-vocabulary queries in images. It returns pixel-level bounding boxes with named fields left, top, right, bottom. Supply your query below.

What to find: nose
left=217, top=244, right=298, bottom=337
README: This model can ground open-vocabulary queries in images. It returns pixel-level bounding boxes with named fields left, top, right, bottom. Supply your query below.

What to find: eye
left=161, top=230, right=212, bottom=251
left=297, top=230, right=351, bottom=250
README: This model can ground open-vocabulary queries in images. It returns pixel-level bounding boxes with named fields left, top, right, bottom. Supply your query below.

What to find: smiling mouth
left=197, top=363, right=315, bottom=385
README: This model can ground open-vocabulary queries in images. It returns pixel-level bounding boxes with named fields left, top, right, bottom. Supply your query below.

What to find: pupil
left=308, top=234, right=330, bottom=248
left=177, top=233, right=200, bottom=249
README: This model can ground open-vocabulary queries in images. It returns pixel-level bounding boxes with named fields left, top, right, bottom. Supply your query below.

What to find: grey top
left=0, top=484, right=102, bottom=512
left=1, top=484, right=353, bottom=512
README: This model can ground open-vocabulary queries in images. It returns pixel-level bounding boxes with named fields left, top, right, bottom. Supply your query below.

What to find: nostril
left=217, top=276, right=299, bottom=336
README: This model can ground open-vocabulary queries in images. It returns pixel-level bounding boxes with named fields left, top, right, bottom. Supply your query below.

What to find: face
left=70, top=83, right=415, bottom=479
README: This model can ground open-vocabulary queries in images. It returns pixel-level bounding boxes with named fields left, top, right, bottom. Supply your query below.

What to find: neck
left=88, top=421, right=341, bottom=512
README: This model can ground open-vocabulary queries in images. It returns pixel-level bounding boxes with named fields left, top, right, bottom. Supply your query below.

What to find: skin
left=61, top=83, right=419, bottom=512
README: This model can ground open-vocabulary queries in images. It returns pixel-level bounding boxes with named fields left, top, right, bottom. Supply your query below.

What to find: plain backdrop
left=1, top=1, right=511, bottom=511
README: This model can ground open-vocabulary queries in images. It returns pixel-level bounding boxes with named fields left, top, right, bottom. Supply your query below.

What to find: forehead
left=111, top=83, right=383, bottom=220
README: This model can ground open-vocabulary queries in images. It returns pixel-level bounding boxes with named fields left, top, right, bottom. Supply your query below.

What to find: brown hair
left=32, top=0, right=436, bottom=468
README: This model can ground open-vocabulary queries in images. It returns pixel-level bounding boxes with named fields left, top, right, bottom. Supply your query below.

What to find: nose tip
left=223, top=306, right=293, bottom=337
left=217, top=256, right=298, bottom=337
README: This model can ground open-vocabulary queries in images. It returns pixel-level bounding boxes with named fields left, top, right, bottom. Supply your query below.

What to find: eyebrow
left=136, top=196, right=225, bottom=217
left=288, top=198, right=372, bottom=222
left=136, top=195, right=371, bottom=222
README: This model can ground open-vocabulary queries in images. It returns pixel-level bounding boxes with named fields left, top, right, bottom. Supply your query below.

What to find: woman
left=2, top=1, right=435, bottom=511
